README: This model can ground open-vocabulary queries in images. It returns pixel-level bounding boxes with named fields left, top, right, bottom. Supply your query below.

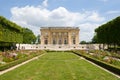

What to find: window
left=59, top=39, right=62, bottom=44
left=53, top=32, right=56, bottom=35
left=45, top=32, right=48, bottom=35
left=44, top=38, right=48, bottom=45
left=53, top=39, right=56, bottom=44
left=64, top=38, right=67, bottom=44
left=72, top=32, right=76, bottom=36
left=73, top=38, right=76, bottom=44
left=64, top=32, right=67, bottom=35
left=59, top=32, right=61, bottom=35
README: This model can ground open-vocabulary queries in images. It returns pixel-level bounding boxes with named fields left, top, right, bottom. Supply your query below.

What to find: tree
left=23, top=28, right=36, bottom=44
left=80, top=41, right=87, bottom=44
left=93, top=16, right=120, bottom=50
left=92, top=34, right=98, bottom=43
left=35, top=34, right=40, bottom=44
left=0, top=16, right=23, bottom=51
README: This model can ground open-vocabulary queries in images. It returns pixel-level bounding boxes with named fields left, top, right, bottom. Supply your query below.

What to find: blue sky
left=0, top=0, right=120, bottom=41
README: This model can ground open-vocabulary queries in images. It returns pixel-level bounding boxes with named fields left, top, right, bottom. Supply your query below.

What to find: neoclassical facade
left=40, top=27, right=80, bottom=45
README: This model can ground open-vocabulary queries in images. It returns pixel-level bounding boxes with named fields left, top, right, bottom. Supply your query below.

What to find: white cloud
left=99, top=0, right=108, bottom=2
left=79, top=23, right=100, bottom=41
left=10, top=4, right=105, bottom=41
left=42, top=0, right=48, bottom=7
left=106, top=10, right=120, bottom=14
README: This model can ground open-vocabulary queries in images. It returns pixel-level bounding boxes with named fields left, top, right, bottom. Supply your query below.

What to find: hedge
left=46, top=50, right=72, bottom=52
left=72, top=51, right=120, bottom=75
left=0, top=16, right=23, bottom=43
left=0, top=52, right=43, bottom=71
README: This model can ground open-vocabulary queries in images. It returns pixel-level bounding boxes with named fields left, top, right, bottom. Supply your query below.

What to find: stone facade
left=40, top=27, right=80, bottom=45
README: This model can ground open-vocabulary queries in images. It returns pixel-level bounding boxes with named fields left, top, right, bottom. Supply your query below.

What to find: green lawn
left=0, top=52, right=119, bottom=80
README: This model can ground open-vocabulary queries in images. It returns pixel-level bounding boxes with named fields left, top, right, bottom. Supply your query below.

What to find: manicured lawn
left=0, top=52, right=119, bottom=80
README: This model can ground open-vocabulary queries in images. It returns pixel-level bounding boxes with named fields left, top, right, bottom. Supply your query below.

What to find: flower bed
left=72, top=50, right=120, bottom=75
left=0, top=50, right=45, bottom=71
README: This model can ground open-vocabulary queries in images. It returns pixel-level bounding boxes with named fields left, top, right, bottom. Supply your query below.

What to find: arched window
left=73, top=38, right=76, bottom=44
left=44, top=38, right=48, bottom=45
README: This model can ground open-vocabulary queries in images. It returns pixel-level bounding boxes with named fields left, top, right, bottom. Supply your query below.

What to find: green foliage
left=23, top=28, right=36, bottom=44
left=3, top=57, right=14, bottom=62
left=0, top=16, right=22, bottom=32
left=0, top=56, right=33, bottom=71
left=36, top=34, right=40, bottom=44
left=92, top=34, right=98, bottom=43
left=73, top=50, right=120, bottom=75
left=0, top=50, right=44, bottom=71
left=80, top=41, right=87, bottom=44
left=0, top=16, right=23, bottom=44
left=93, top=16, right=120, bottom=45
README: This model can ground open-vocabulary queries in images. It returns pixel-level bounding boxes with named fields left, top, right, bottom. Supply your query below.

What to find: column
left=68, top=31, right=71, bottom=45
left=48, top=32, right=51, bottom=44
left=62, top=32, right=64, bottom=45
left=76, top=31, right=79, bottom=45
left=41, top=31, right=44, bottom=45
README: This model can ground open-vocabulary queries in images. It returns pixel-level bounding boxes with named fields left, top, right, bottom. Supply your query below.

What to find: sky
left=0, top=0, right=120, bottom=42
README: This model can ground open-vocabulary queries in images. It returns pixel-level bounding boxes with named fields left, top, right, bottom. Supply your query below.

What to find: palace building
left=17, top=27, right=105, bottom=50
left=40, top=27, right=80, bottom=45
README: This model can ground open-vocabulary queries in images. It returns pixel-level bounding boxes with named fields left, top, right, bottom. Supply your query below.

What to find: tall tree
left=0, top=16, right=23, bottom=51
left=93, top=16, right=120, bottom=49
left=23, top=28, right=36, bottom=44
left=92, top=34, right=98, bottom=43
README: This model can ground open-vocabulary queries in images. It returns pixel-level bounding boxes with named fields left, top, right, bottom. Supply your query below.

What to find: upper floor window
left=59, top=32, right=62, bottom=36
left=53, top=32, right=56, bottom=35
left=64, top=32, right=67, bottom=35
left=72, top=32, right=76, bottom=36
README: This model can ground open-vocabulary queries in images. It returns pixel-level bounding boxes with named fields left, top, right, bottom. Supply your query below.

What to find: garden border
left=72, top=51, right=120, bottom=76
left=0, top=53, right=45, bottom=75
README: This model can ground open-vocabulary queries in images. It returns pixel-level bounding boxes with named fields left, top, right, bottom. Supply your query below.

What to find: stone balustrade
left=16, top=44, right=107, bottom=51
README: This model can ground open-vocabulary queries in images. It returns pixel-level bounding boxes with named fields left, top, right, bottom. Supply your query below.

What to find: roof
left=40, top=27, right=79, bottom=30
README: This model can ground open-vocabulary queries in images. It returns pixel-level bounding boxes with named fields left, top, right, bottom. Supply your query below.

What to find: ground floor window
left=59, top=39, right=62, bottom=44
left=73, top=38, right=76, bottom=44
left=44, top=38, right=48, bottom=45
left=53, top=39, right=56, bottom=44
left=64, top=38, right=67, bottom=44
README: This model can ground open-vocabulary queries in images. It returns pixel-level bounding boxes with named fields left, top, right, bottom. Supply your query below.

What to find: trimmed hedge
left=0, top=53, right=43, bottom=71
left=0, top=16, right=23, bottom=43
left=72, top=51, right=120, bottom=75
left=46, top=50, right=72, bottom=52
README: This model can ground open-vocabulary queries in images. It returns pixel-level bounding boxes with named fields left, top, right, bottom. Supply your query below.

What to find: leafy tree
left=92, top=34, right=98, bottom=43
left=93, top=16, right=120, bottom=50
left=0, top=16, right=23, bottom=51
left=80, top=41, right=87, bottom=44
left=23, top=28, right=36, bottom=44
left=36, top=34, right=40, bottom=44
